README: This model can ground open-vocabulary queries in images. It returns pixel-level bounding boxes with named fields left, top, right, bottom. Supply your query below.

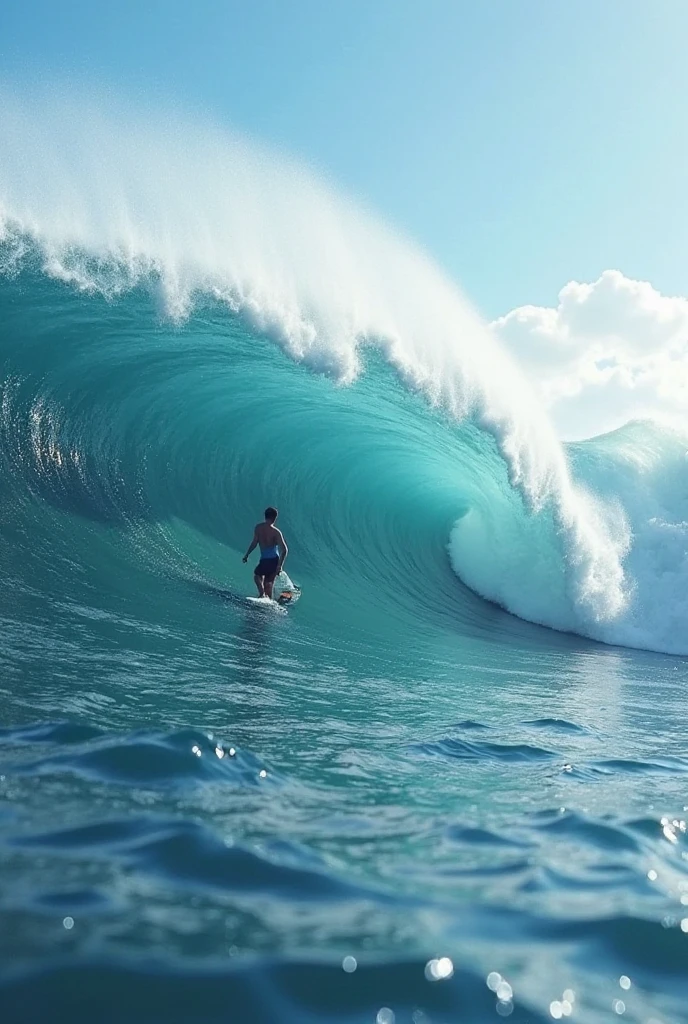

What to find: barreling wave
left=0, top=84, right=685, bottom=653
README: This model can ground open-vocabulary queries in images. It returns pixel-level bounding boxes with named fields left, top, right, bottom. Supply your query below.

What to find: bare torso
left=255, top=523, right=282, bottom=551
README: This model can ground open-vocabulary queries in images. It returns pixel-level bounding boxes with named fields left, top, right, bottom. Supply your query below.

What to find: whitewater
left=0, top=87, right=687, bottom=1024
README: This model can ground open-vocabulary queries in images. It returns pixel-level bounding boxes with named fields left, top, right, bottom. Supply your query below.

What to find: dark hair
left=264, top=506, right=278, bottom=522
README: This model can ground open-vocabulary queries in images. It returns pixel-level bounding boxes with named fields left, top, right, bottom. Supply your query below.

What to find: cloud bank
left=492, top=270, right=688, bottom=440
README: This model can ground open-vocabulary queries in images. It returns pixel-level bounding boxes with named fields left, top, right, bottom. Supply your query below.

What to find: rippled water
left=2, top=585, right=687, bottom=1022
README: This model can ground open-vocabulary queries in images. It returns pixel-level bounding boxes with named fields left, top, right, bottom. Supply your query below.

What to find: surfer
left=242, top=507, right=288, bottom=600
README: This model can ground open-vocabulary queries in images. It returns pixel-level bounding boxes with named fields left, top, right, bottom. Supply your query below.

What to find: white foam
left=246, top=596, right=286, bottom=614
left=571, top=422, right=688, bottom=653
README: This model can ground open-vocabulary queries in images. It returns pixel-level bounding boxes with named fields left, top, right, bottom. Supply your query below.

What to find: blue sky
left=1, top=0, right=687, bottom=322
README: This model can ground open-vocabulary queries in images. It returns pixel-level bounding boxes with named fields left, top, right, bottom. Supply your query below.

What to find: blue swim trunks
left=255, top=556, right=280, bottom=582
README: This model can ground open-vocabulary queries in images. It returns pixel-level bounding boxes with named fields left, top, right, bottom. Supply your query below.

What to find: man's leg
left=254, top=572, right=265, bottom=597
left=264, top=560, right=280, bottom=600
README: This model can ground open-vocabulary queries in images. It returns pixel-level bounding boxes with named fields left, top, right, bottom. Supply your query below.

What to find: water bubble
left=680, top=918, right=688, bottom=932
left=62, top=916, right=74, bottom=930
left=562, top=990, right=575, bottom=1004
left=496, top=981, right=513, bottom=1001
left=647, top=869, right=658, bottom=881
left=496, top=1000, right=514, bottom=1017
left=425, top=957, right=453, bottom=981
left=487, top=972, right=502, bottom=992
left=613, top=999, right=626, bottom=1015
left=619, top=976, right=631, bottom=990
left=377, top=1008, right=395, bottom=1024
left=342, top=956, right=357, bottom=973
left=215, top=746, right=224, bottom=758
left=561, top=1000, right=572, bottom=1016
left=259, top=769, right=267, bottom=778
left=662, top=822, right=678, bottom=844
left=550, top=1002, right=563, bottom=1019
left=191, top=744, right=202, bottom=757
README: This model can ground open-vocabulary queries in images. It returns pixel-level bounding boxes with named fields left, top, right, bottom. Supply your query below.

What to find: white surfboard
left=246, top=571, right=301, bottom=609
left=245, top=595, right=287, bottom=614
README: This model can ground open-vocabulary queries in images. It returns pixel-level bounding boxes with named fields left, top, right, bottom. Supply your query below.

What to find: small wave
left=521, top=718, right=589, bottom=734
left=5, top=728, right=274, bottom=789
left=534, top=811, right=642, bottom=854
left=444, top=825, right=534, bottom=849
left=414, top=737, right=557, bottom=764
left=12, top=815, right=377, bottom=904
left=583, top=757, right=688, bottom=778
left=0, top=721, right=106, bottom=746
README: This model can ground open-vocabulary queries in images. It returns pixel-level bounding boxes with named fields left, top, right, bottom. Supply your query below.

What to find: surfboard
left=246, top=577, right=301, bottom=609
left=245, top=585, right=303, bottom=606
left=245, top=595, right=287, bottom=614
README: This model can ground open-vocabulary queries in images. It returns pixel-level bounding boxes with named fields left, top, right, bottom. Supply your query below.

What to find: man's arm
left=242, top=529, right=258, bottom=563
left=277, top=530, right=288, bottom=570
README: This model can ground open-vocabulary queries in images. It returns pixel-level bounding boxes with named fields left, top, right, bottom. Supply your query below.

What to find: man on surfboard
left=243, top=507, right=288, bottom=600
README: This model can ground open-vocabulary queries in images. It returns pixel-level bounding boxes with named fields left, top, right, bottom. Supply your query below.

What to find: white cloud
left=491, top=270, right=688, bottom=439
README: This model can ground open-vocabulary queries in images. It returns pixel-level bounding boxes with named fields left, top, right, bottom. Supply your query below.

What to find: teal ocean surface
left=0, top=91, right=687, bottom=1023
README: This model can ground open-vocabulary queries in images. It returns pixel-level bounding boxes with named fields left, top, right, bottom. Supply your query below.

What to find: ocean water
left=1, top=91, right=688, bottom=1023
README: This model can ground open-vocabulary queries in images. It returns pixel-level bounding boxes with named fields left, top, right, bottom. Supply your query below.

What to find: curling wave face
left=0, top=85, right=654, bottom=648
left=0, top=88, right=687, bottom=651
